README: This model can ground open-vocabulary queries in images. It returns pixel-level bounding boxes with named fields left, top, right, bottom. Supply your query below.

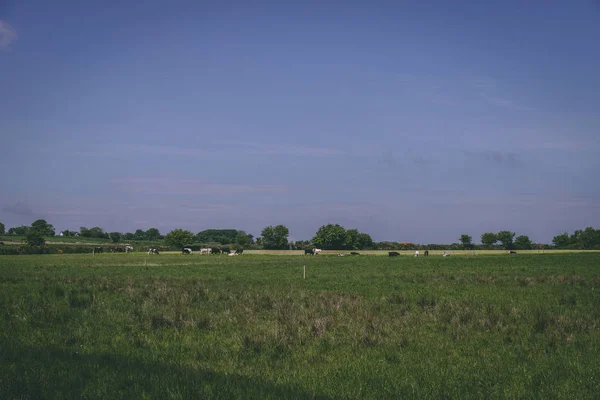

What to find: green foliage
left=312, top=224, right=374, bottom=250
left=24, top=231, right=45, bottom=247
left=164, top=229, right=194, bottom=249
left=109, top=232, right=121, bottom=243
left=514, top=235, right=533, bottom=250
left=312, top=224, right=346, bottom=249
left=1, top=253, right=599, bottom=399
left=496, top=231, right=516, bottom=250
left=31, top=219, right=55, bottom=236
left=552, top=232, right=570, bottom=248
left=481, top=232, right=498, bottom=248
left=459, top=234, right=473, bottom=249
left=80, top=226, right=109, bottom=239
left=260, top=225, right=289, bottom=250
left=60, top=230, right=76, bottom=237
left=145, top=228, right=162, bottom=240
left=195, top=229, right=247, bottom=245
left=7, top=225, right=30, bottom=235
left=0, top=221, right=4, bottom=235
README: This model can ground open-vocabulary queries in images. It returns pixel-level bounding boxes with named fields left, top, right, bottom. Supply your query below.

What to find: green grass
left=1, top=253, right=599, bottom=399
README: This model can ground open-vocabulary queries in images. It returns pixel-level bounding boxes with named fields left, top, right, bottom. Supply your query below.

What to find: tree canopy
left=164, top=229, right=194, bottom=249
left=260, top=225, right=289, bottom=250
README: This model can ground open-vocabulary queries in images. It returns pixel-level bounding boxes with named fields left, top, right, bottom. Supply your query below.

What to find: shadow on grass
left=0, top=344, right=336, bottom=400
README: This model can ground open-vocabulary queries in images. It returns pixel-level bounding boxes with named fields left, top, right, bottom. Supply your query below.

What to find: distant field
left=1, top=253, right=599, bottom=399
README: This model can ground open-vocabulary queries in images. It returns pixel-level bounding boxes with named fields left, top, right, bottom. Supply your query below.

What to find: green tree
left=514, top=235, right=533, bottom=250
left=312, top=224, right=346, bottom=250
left=481, top=232, right=497, bottom=248
left=123, top=232, right=135, bottom=240
left=579, top=227, right=600, bottom=249
left=8, top=226, right=30, bottom=235
left=164, top=229, right=194, bottom=249
left=0, top=221, right=5, bottom=235
left=235, top=232, right=249, bottom=248
left=25, top=231, right=45, bottom=247
left=496, top=231, right=516, bottom=250
left=260, top=225, right=289, bottom=250
left=61, top=230, right=76, bottom=237
left=459, top=234, right=473, bottom=249
left=109, top=232, right=122, bottom=243
left=31, top=219, right=55, bottom=236
left=343, top=229, right=360, bottom=250
left=145, top=228, right=161, bottom=240
left=552, top=232, right=570, bottom=248
left=133, top=229, right=147, bottom=240
left=357, top=232, right=374, bottom=249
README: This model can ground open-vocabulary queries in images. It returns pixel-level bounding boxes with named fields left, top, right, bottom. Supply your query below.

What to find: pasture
left=1, top=253, right=599, bottom=399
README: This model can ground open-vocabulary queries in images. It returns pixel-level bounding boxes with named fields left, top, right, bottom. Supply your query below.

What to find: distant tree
left=312, top=224, right=346, bottom=250
left=579, top=227, right=600, bottom=249
left=496, top=231, right=516, bottom=250
left=255, top=237, right=262, bottom=246
left=8, top=225, right=30, bottom=235
left=61, top=230, right=76, bottom=237
left=552, top=232, right=570, bottom=248
left=133, top=229, right=147, bottom=240
left=514, top=235, right=533, bottom=250
left=235, top=232, right=249, bottom=248
left=459, top=234, right=473, bottom=249
left=196, top=229, right=240, bottom=245
left=80, top=226, right=108, bottom=239
left=109, top=232, right=122, bottom=243
left=0, top=221, right=5, bottom=235
left=343, top=228, right=360, bottom=250
left=145, top=228, right=161, bottom=241
left=481, top=232, right=498, bottom=248
left=31, top=219, right=55, bottom=236
left=123, top=232, right=135, bottom=240
left=357, top=232, right=374, bottom=249
left=164, top=229, right=194, bottom=249
left=260, top=225, right=289, bottom=250
left=25, top=231, right=45, bottom=247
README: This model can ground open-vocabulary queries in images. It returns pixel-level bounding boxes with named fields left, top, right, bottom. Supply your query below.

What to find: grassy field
left=1, top=253, right=599, bottom=399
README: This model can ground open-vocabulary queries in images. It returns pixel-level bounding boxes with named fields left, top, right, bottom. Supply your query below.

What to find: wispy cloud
left=2, top=201, right=37, bottom=217
left=74, top=141, right=344, bottom=159
left=111, top=177, right=287, bottom=196
left=0, top=20, right=17, bottom=51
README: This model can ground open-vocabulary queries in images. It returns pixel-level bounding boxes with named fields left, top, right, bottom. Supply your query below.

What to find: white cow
left=313, top=248, right=322, bottom=255
left=182, top=248, right=192, bottom=254
left=415, top=251, right=420, bottom=257
left=200, top=248, right=212, bottom=255
left=125, top=245, right=134, bottom=253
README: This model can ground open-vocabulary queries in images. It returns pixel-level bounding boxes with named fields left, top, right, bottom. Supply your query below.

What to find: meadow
left=1, top=253, right=599, bottom=399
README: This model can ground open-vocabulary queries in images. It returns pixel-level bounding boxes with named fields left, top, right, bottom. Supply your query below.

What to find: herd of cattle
left=92, top=247, right=520, bottom=256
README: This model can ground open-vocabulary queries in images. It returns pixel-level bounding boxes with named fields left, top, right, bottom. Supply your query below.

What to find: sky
left=1, top=0, right=599, bottom=243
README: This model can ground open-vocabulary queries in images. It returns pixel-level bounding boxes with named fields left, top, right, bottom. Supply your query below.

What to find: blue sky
left=1, top=0, right=599, bottom=243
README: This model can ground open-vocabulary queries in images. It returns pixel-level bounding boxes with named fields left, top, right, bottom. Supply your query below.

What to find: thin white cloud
left=0, top=20, right=17, bottom=51
left=111, top=177, right=287, bottom=196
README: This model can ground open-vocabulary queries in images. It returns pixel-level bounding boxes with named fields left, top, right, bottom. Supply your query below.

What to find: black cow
left=388, top=251, right=400, bottom=257
left=509, top=250, right=517, bottom=254
left=148, top=248, right=160, bottom=255
left=350, top=252, right=360, bottom=255
left=305, top=249, right=314, bottom=255
left=93, top=247, right=103, bottom=254
left=236, top=249, right=244, bottom=255
left=424, top=250, right=429, bottom=257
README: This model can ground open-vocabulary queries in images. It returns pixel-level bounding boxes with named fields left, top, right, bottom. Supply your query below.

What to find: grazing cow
left=443, top=252, right=449, bottom=257
left=509, top=250, right=517, bottom=254
left=350, top=252, right=360, bottom=256
left=314, top=248, right=322, bottom=254
left=148, top=248, right=160, bottom=255
left=424, top=250, right=429, bottom=257
left=415, top=250, right=420, bottom=257
left=338, top=253, right=346, bottom=256
left=125, top=245, right=134, bottom=253
left=236, top=249, right=244, bottom=255
left=182, top=248, right=192, bottom=255
left=200, top=248, right=212, bottom=255
left=388, top=251, right=400, bottom=257
left=93, top=247, right=103, bottom=254
left=304, top=249, right=314, bottom=255
left=228, top=251, right=238, bottom=256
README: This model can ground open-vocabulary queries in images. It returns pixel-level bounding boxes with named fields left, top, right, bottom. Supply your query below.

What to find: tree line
left=1, top=220, right=599, bottom=250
